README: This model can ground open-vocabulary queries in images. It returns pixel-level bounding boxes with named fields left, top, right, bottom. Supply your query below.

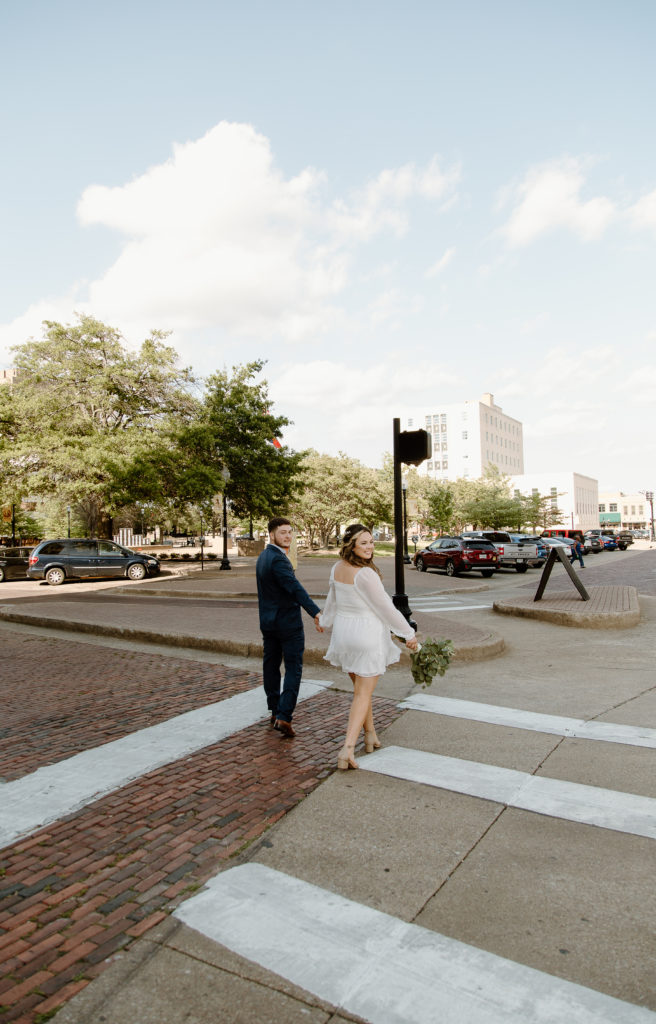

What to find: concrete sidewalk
left=51, top=593, right=656, bottom=1023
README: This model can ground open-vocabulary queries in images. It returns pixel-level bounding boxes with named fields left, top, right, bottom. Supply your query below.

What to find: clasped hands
left=314, top=614, right=324, bottom=633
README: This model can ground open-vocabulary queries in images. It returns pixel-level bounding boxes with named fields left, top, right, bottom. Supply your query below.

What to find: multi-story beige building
left=598, top=492, right=648, bottom=531
left=0, top=368, right=19, bottom=385
left=407, top=393, right=524, bottom=480
left=510, top=471, right=599, bottom=532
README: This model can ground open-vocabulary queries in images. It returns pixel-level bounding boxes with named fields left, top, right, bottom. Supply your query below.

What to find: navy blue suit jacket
left=256, top=545, right=320, bottom=634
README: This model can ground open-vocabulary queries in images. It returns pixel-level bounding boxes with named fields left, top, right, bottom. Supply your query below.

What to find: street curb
left=0, top=609, right=505, bottom=663
left=493, top=585, right=641, bottom=629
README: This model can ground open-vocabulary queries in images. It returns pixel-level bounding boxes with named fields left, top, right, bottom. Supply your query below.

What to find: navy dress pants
left=262, top=628, right=305, bottom=723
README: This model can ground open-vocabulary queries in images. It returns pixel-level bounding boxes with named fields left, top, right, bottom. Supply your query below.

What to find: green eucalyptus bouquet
left=410, top=637, right=453, bottom=688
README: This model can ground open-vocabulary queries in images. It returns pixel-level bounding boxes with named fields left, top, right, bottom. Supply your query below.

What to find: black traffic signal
left=398, top=429, right=431, bottom=466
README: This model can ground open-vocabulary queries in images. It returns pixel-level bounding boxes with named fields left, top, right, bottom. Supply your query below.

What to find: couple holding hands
left=256, top=517, right=418, bottom=770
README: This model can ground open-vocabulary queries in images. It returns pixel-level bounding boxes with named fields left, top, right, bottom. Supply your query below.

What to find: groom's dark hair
left=268, top=516, right=291, bottom=533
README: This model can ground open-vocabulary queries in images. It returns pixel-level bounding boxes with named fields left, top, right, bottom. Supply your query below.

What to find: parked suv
left=27, top=539, right=160, bottom=586
left=414, top=537, right=499, bottom=577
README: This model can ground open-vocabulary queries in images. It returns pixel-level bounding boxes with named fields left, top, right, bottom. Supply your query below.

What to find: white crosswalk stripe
left=0, top=679, right=331, bottom=851
left=400, top=693, right=656, bottom=748
left=360, top=746, right=656, bottom=840
left=174, top=863, right=656, bottom=1023
left=408, top=596, right=493, bottom=612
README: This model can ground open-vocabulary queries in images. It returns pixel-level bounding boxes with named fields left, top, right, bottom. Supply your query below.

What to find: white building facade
left=510, top=472, right=599, bottom=533
left=598, top=492, right=649, bottom=530
left=407, top=393, right=524, bottom=480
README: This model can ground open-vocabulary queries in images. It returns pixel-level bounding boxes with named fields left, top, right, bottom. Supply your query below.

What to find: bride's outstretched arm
left=354, top=568, right=416, bottom=641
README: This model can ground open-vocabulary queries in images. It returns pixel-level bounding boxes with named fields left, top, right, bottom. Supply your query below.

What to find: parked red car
left=414, top=537, right=499, bottom=577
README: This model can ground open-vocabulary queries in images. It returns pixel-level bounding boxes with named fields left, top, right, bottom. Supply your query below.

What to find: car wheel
left=445, top=560, right=457, bottom=577
left=480, top=570, right=494, bottom=578
left=45, top=567, right=65, bottom=586
left=127, top=562, right=147, bottom=581
left=515, top=564, right=528, bottom=573
left=0, top=567, right=5, bottom=582
left=415, top=556, right=426, bottom=572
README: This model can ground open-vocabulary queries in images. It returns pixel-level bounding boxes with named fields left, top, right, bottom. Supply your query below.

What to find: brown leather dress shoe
left=274, top=719, right=295, bottom=738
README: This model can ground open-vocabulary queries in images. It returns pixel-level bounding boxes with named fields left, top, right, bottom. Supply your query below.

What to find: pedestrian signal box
left=398, top=429, right=431, bottom=466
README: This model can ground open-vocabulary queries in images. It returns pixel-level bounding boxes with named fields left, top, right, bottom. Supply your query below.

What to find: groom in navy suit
left=256, top=517, right=323, bottom=738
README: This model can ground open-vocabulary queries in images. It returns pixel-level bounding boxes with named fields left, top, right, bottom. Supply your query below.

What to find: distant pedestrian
left=256, top=517, right=323, bottom=738
left=570, top=538, right=585, bottom=568
left=320, top=524, right=418, bottom=770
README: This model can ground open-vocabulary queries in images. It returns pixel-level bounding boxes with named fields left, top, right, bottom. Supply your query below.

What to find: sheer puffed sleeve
left=319, top=563, right=338, bottom=628
left=354, top=567, right=416, bottom=640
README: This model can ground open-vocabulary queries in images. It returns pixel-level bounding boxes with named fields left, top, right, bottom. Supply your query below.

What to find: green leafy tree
left=111, top=360, right=305, bottom=536
left=0, top=315, right=196, bottom=537
left=453, top=466, right=521, bottom=530
left=424, top=480, right=456, bottom=535
left=516, top=490, right=566, bottom=532
left=290, top=451, right=392, bottom=547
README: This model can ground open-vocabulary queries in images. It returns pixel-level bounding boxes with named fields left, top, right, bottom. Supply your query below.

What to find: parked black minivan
left=27, top=539, right=160, bottom=586
left=0, top=546, right=34, bottom=582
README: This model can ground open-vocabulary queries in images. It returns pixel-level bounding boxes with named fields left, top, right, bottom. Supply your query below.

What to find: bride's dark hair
left=339, top=524, right=382, bottom=578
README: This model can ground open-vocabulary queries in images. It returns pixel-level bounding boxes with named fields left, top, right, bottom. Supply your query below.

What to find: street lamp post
left=67, top=505, right=71, bottom=539
left=220, top=468, right=231, bottom=571
left=645, top=490, right=655, bottom=541
left=402, top=477, right=411, bottom=564
left=199, top=512, right=204, bottom=572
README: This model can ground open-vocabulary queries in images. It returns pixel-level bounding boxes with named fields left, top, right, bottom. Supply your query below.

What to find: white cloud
left=0, top=124, right=458, bottom=356
left=425, top=247, right=455, bottom=278
left=270, top=358, right=462, bottom=463
left=328, top=157, right=459, bottom=243
left=618, top=364, right=656, bottom=404
left=628, top=189, right=656, bottom=232
left=366, top=288, right=424, bottom=328
left=499, top=158, right=616, bottom=247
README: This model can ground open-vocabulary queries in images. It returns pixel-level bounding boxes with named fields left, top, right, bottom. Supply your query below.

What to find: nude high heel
left=364, top=731, right=381, bottom=753
left=337, top=745, right=358, bottom=770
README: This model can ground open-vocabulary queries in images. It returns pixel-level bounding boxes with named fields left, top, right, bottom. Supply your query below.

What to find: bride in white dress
left=319, top=524, right=418, bottom=770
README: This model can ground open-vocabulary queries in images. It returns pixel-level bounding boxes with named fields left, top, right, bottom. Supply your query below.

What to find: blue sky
left=2, top=0, right=655, bottom=492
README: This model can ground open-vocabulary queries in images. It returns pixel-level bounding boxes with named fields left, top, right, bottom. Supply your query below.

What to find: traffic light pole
left=392, top=418, right=416, bottom=629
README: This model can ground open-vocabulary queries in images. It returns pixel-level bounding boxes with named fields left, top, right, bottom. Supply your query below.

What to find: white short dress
left=320, top=564, right=416, bottom=677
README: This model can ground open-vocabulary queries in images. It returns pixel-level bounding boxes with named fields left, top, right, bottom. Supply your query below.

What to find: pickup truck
left=462, top=531, right=538, bottom=572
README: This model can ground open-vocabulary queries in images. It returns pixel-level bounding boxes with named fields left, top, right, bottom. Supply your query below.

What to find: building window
left=609, top=503, right=617, bottom=512
left=408, top=418, right=413, bottom=428
left=441, top=423, right=447, bottom=432
left=623, top=506, right=628, bottom=515
left=427, top=462, right=433, bottom=470
left=441, top=442, right=447, bottom=451
left=599, top=504, right=606, bottom=512
left=440, top=414, right=446, bottom=422
left=442, top=460, right=448, bottom=469
left=462, top=431, right=468, bottom=440
left=631, top=505, right=635, bottom=515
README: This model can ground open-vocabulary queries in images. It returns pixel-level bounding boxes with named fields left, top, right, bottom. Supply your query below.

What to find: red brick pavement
left=0, top=643, right=402, bottom=1024
left=0, top=633, right=261, bottom=781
